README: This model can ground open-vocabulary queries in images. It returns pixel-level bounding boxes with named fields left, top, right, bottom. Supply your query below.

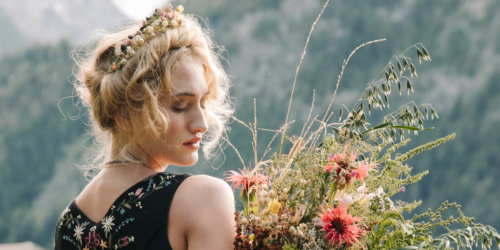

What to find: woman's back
left=54, top=170, right=236, bottom=250
left=54, top=171, right=191, bottom=249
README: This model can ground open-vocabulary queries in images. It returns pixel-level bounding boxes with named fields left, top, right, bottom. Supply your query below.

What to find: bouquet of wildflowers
left=224, top=1, right=500, bottom=249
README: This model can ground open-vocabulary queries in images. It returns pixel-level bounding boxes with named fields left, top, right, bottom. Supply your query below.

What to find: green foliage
left=0, top=40, right=86, bottom=245
left=283, top=243, right=300, bottom=250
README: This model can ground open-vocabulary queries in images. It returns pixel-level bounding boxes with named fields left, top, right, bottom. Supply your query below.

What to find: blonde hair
left=71, top=14, right=234, bottom=179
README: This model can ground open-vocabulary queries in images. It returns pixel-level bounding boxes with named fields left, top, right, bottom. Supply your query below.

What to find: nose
left=189, top=106, right=209, bottom=135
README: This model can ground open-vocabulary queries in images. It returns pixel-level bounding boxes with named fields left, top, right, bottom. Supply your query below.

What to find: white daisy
left=102, top=216, right=115, bottom=234
left=74, top=224, right=85, bottom=243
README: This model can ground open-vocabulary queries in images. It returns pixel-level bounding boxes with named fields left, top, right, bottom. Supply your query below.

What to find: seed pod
left=264, top=197, right=272, bottom=204
left=407, top=79, right=413, bottom=94
left=258, top=197, right=266, bottom=206
left=299, top=223, right=308, bottom=232
left=272, top=214, right=278, bottom=223
left=297, top=229, right=304, bottom=238
left=241, top=217, right=249, bottom=225
left=268, top=190, right=275, bottom=197
left=260, top=208, right=269, bottom=217
left=339, top=177, right=346, bottom=185
left=289, top=226, right=297, bottom=235
left=259, top=190, right=268, bottom=198
left=339, top=170, right=346, bottom=178
left=416, top=48, right=423, bottom=64
left=422, top=46, right=431, bottom=61
left=261, top=184, right=269, bottom=191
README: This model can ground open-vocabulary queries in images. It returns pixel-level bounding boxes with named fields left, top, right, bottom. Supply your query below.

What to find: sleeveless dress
left=53, top=172, right=192, bottom=250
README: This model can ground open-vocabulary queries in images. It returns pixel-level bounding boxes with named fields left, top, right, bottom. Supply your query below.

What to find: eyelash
left=173, top=104, right=206, bottom=113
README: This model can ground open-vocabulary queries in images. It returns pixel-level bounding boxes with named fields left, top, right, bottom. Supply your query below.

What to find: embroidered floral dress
left=54, top=172, right=191, bottom=250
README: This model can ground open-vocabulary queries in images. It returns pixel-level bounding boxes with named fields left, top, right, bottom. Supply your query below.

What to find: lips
left=183, top=137, right=201, bottom=145
left=183, top=137, right=201, bottom=150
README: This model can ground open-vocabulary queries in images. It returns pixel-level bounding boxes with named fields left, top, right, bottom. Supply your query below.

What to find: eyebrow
left=170, top=90, right=210, bottom=98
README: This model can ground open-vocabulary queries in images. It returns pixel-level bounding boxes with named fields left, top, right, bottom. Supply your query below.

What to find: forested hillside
left=1, top=0, right=499, bottom=248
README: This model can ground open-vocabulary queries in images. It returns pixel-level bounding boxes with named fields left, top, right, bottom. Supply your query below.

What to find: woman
left=54, top=5, right=236, bottom=249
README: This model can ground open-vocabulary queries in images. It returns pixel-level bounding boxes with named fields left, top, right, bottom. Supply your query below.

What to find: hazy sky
left=111, top=0, right=170, bottom=20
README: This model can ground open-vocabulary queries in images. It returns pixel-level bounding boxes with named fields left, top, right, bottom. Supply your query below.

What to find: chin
left=173, top=153, right=199, bottom=167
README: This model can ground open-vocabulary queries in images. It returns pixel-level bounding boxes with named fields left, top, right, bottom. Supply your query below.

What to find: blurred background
left=0, top=0, right=499, bottom=248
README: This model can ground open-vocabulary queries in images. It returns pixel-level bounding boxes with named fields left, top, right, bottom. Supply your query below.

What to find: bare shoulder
left=179, top=174, right=234, bottom=196
left=168, top=174, right=236, bottom=250
left=171, top=174, right=235, bottom=221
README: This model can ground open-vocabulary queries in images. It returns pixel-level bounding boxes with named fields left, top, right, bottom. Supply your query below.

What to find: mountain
left=0, top=0, right=125, bottom=52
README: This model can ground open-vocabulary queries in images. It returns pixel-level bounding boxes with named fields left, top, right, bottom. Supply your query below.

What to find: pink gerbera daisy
left=223, top=169, right=268, bottom=192
left=317, top=203, right=364, bottom=248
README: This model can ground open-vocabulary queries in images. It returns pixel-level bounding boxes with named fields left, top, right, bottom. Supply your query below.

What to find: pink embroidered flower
left=135, top=188, right=142, bottom=196
left=121, top=236, right=130, bottom=246
left=85, top=231, right=101, bottom=248
left=138, top=193, right=144, bottom=199
left=318, top=204, right=364, bottom=248
left=224, top=169, right=268, bottom=192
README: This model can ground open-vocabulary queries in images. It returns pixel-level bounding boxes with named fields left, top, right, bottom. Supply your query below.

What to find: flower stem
left=327, top=182, right=338, bottom=208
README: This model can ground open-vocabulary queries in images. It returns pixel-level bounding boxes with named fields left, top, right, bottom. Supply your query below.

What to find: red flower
left=353, top=163, right=373, bottom=183
left=224, top=169, right=268, bottom=192
left=325, top=150, right=376, bottom=186
left=318, top=204, right=364, bottom=248
left=321, top=163, right=336, bottom=173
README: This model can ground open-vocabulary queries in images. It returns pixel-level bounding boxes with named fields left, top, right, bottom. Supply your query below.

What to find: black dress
left=54, top=172, right=192, bottom=250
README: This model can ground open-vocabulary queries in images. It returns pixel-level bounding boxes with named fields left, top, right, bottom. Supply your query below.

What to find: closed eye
left=172, top=103, right=207, bottom=113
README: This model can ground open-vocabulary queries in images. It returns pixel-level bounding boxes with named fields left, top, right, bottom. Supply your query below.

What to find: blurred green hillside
left=0, top=0, right=499, bottom=248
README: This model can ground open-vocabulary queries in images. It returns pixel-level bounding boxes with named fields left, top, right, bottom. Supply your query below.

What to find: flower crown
left=107, top=4, right=186, bottom=74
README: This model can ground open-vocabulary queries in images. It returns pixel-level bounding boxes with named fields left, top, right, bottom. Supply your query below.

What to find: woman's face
left=141, top=55, right=210, bottom=169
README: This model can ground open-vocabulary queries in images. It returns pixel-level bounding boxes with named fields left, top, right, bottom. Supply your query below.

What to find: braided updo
left=72, top=14, right=233, bottom=178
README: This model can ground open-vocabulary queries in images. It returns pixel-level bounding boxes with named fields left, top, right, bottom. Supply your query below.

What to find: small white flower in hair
left=114, top=43, right=122, bottom=56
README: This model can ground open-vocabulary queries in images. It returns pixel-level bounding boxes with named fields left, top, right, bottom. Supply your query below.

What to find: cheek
left=165, top=113, right=186, bottom=139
